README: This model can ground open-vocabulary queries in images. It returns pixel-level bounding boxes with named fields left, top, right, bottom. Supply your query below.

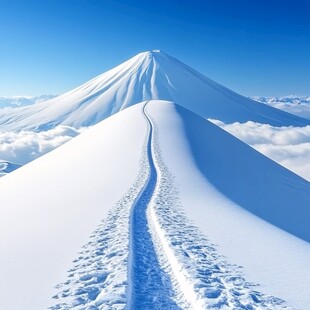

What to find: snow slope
left=0, top=100, right=309, bottom=309
left=147, top=101, right=310, bottom=308
left=0, top=104, right=147, bottom=309
left=0, top=51, right=308, bottom=132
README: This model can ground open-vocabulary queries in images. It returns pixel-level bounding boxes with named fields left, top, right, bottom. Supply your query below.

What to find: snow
left=0, top=51, right=308, bottom=132
left=0, top=100, right=309, bottom=309
left=147, top=100, right=310, bottom=309
left=0, top=104, right=147, bottom=309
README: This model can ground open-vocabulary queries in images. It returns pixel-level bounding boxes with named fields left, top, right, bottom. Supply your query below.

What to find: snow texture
left=50, top=101, right=292, bottom=309
left=0, top=104, right=147, bottom=309
left=147, top=100, right=310, bottom=309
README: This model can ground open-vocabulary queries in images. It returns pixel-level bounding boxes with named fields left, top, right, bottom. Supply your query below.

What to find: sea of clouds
left=0, top=96, right=309, bottom=181
left=211, top=120, right=310, bottom=181
left=0, top=126, right=86, bottom=165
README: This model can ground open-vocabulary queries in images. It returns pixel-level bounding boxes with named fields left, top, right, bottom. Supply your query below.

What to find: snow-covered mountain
left=0, top=100, right=309, bottom=309
left=252, top=96, right=310, bottom=120
left=0, top=95, right=57, bottom=108
left=0, top=51, right=309, bottom=310
left=0, top=50, right=309, bottom=131
left=253, top=95, right=310, bottom=105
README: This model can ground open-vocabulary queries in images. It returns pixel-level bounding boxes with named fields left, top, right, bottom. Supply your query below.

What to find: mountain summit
left=0, top=50, right=309, bottom=131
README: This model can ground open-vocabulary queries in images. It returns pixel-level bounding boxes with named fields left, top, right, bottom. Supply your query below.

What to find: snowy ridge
left=126, top=102, right=179, bottom=309
left=51, top=101, right=289, bottom=309
left=0, top=100, right=309, bottom=309
left=146, top=104, right=288, bottom=309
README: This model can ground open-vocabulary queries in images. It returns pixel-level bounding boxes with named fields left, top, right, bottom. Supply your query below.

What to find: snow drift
left=0, top=51, right=308, bottom=132
left=0, top=101, right=309, bottom=309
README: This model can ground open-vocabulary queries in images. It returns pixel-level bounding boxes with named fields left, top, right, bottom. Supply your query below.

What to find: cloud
left=210, top=120, right=310, bottom=181
left=0, top=126, right=87, bottom=165
left=268, top=103, right=310, bottom=120
left=1, top=119, right=309, bottom=182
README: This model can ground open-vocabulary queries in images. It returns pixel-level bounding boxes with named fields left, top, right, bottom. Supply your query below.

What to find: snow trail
left=51, top=101, right=290, bottom=309
left=126, top=102, right=179, bottom=309
left=142, top=103, right=290, bottom=309
left=50, top=134, right=150, bottom=309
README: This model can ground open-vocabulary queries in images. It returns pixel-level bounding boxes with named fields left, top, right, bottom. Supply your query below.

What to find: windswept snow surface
left=0, top=101, right=309, bottom=309
left=147, top=101, right=310, bottom=309
left=0, top=51, right=308, bottom=132
left=0, top=104, right=147, bottom=309
left=52, top=101, right=295, bottom=309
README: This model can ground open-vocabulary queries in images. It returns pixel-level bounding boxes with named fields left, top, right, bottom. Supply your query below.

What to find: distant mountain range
left=0, top=95, right=57, bottom=108
left=251, top=96, right=310, bottom=120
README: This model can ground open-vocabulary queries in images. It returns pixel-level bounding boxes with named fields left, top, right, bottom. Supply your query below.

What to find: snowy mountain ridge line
left=147, top=101, right=310, bottom=308
left=0, top=50, right=308, bottom=131
left=0, top=100, right=309, bottom=309
left=146, top=109, right=287, bottom=309
left=0, top=119, right=309, bottom=181
left=53, top=101, right=289, bottom=308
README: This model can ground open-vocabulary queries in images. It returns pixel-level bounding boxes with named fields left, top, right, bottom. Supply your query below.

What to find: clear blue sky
left=0, top=0, right=309, bottom=96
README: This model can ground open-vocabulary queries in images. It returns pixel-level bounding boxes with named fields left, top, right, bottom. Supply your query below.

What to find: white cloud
left=210, top=120, right=310, bottom=181
left=0, top=126, right=87, bottom=165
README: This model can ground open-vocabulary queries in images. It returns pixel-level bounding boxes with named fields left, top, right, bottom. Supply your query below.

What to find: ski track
left=51, top=101, right=290, bottom=309
left=126, top=103, right=179, bottom=309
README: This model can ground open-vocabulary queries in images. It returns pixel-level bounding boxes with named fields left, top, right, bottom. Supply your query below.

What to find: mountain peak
left=138, top=49, right=166, bottom=60
left=0, top=51, right=309, bottom=131
left=142, top=49, right=162, bottom=55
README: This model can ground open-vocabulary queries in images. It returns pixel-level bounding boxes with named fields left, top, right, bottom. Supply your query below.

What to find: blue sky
left=0, top=0, right=309, bottom=96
